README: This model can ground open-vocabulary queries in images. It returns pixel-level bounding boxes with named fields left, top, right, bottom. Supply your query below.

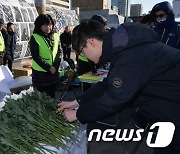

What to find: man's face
left=155, top=10, right=168, bottom=22
left=80, top=38, right=103, bottom=64
left=8, top=24, right=14, bottom=32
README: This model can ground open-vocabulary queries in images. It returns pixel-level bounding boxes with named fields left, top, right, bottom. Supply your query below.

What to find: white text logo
left=88, top=122, right=175, bottom=148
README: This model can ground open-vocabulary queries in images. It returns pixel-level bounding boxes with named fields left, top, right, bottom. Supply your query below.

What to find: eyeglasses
left=79, top=43, right=86, bottom=53
left=155, top=14, right=165, bottom=18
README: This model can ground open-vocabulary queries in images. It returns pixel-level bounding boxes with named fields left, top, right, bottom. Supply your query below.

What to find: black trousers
left=34, top=84, right=56, bottom=99
left=0, top=53, right=3, bottom=65
left=62, top=47, right=71, bottom=60
left=3, top=58, right=12, bottom=72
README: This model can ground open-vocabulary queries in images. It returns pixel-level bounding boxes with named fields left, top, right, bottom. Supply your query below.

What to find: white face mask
left=157, top=17, right=167, bottom=23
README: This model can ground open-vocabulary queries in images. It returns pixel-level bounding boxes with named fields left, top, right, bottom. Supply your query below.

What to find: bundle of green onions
left=0, top=88, right=79, bottom=154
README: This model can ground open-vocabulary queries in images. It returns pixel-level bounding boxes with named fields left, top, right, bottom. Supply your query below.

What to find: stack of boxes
left=13, top=67, right=32, bottom=78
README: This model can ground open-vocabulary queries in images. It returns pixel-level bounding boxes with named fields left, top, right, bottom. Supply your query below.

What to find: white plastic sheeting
left=0, top=65, right=32, bottom=101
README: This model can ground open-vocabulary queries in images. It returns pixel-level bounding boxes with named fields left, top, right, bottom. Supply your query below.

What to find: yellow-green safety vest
left=78, top=53, right=89, bottom=62
left=32, top=33, right=59, bottom=72
left=0, top=31, right=5, bottom=52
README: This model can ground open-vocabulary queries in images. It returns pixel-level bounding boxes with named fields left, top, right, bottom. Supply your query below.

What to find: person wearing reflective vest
left=77, top=53, right=94, bottom=75
left=30, top=14, right=61, bottom=98
left=32, top=33, right=59, bottom=72
left=0, top=31, right=5, bottom=53
left=0, top=18, right=6, bottom=65
left=0, top=31, right=5, bottom=65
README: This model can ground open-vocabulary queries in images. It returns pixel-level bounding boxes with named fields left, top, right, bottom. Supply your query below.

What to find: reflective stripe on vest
left=78, top=53, right=89, bottom=62
left=0, top=31, right=5, bottom=52
left=32, top=33, right=59, bottom=72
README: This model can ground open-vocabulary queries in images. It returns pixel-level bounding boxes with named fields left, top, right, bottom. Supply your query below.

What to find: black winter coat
left=4, top=31, right=16, bottom=61
left=76, top=23, right=180, bottom=143
left=60, top=31, right=71, bottom=47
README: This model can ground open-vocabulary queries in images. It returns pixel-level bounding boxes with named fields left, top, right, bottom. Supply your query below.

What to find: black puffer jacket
left=4, top=31, right=16, bottom=61
left=77, top=23, right=180, bottom=143
left=30, top=31, right=61, bottom=87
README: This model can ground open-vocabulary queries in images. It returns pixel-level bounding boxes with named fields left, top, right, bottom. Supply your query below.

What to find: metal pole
left=69, top=0, right=72, bottom=10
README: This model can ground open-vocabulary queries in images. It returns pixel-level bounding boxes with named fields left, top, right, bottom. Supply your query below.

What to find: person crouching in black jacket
left=29, top=14, right=61, bottom=99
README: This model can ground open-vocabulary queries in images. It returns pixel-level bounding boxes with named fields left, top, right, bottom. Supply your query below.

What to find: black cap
left=91, top=15, right=107, bottom=26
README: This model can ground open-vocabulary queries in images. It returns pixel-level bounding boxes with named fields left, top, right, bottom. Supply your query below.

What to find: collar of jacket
left=8, top=31, right=15, bottom=36
left=99, top=28, right=115, bottom=64
left=34, top=31, right=55, bottom=48
left=156, top=18, right=176, bottom=28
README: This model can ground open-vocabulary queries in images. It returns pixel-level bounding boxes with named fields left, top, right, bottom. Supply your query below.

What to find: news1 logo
left=88, top=122, right=175, bottom=148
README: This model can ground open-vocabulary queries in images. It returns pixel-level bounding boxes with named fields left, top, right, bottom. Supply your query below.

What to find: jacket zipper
left=161, top=28, right=170, bottom=45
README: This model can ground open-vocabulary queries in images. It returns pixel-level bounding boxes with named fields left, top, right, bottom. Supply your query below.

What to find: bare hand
left=62, top=109, right=77, bottom=122
left=50, top=66, right=56, bottom=74
left=58, top=100, right=79, bottom=113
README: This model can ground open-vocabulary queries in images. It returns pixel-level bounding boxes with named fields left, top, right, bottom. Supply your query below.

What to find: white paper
left=0, top=65, right=14, bottom=84
left=8, top=76, right=32, bottom=89
left=0, top=80, right=11, bottom=94
left=0, top=68, right=5, bottom=81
